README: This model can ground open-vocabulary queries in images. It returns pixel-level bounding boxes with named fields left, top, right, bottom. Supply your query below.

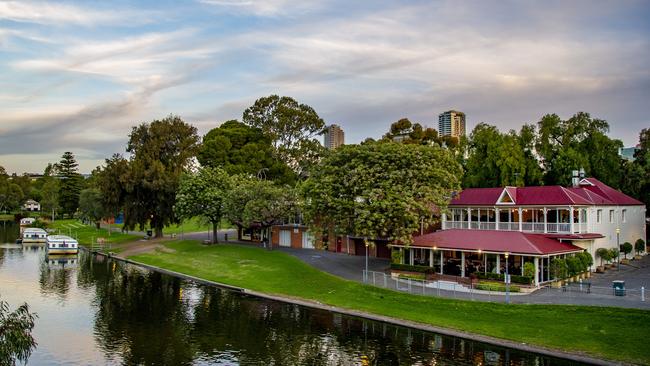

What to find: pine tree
left=57, top=152, right=82, bottom=218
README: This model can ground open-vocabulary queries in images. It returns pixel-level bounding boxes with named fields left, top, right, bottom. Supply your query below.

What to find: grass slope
left=131, top=240, right=650, bottom=365
left=50, top=219, right=140, bottom=248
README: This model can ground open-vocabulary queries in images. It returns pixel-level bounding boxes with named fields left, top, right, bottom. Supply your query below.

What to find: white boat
left=21, top=228, right=48, bottom=243
left=46, top=235, right=79, bottom=254
left=20, top=217, right=36, bottom=226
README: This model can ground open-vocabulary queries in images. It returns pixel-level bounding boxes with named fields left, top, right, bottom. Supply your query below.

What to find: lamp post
left=365, top=239, right=369, bottom=283
left=616, top=227, right=621, bottom=271
left=505, top=252, right=510, bottom=304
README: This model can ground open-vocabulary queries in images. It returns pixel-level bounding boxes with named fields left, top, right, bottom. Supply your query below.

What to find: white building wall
left=588, top=205, right=646, bottom=263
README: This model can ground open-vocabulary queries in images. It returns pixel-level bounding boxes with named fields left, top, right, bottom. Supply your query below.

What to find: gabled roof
left=450, top=178, right=643, bottom=206
left=411, top=229, right=583, bottom=256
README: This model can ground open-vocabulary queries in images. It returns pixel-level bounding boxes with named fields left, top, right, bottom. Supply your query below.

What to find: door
left=279, top=230, right=291, bottom=247
left=302, top=232, right=314, bottom=249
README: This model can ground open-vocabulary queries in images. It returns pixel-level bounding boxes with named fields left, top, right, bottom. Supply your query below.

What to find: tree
left=635, top=239, right=646, bottom=255
left=57, top=152, right=83, bottom=218
left=620, top=242, right=633, bottom=259
left=0, top=297, right=37, bottom=365
left=536, top=112, right=622, bottom=187
left=95, top=154, right=129, bottom=223
left=464, top=124, right=542, bottom=188
left=197, top=120, right=296, bottom=185
left=175, top=167, right=232, bottom=243
left=382, top=118, right=439, bottom=145
left=596, top=247, right=610, bottom=267
left=78, top=188, right=105, bottom=229
left=242, top=95, right=325, bottom=175
left=39, top=165, right=60, bottom=221
left=224, top=177, right=297, bottom=244
left=609, top=248, right=620, bottom=264
left=550, top=258, right=568, bottom=280
left=121, top=115, right=200, bottom=238
left=624, top=128, right=650, bottom=210
left=301, top=143, right=462, bottom=245
left=0, top=168, right=24, bottom=214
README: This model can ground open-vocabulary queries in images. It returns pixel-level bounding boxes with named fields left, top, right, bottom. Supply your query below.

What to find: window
left=622, top=209, right=627, bottom=223
left=609, top=209, right=615, bottom=223
left=596, top=209, right=602, bottom=223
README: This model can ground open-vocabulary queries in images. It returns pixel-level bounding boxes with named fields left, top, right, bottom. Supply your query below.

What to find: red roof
left=411, top=229, right=584, bottom=255
left=450, top=178, right=643, bottom=206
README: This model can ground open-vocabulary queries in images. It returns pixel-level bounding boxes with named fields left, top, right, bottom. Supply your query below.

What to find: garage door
left=302, top=232, right=315, bottom=249
left=279, top=230, right=291, bottom=247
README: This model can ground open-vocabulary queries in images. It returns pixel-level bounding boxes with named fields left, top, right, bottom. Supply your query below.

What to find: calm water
left=0, top=221, right=587, bottom=365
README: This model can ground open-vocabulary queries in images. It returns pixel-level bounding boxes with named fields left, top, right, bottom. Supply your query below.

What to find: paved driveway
left=279, top=247, right=390, bottom=282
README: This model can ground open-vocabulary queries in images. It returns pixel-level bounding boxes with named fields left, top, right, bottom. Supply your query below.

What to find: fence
left=362, top=270, right=648, bottom=307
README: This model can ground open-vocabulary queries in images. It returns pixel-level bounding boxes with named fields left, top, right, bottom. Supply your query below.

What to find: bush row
left=390, top=263, right=437, bottom=274
left=475, top=272, right=532, bottom=285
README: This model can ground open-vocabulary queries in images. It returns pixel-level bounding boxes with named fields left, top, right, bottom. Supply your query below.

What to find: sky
left=1, top=0, right=649, bottom=174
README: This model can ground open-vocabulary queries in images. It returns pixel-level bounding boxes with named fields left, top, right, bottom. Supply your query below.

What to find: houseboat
left=21, top=228, right=48, bottom=243
left=46, top=235, right=79, bottom=255
left=20, top=217, right=36, bottom=226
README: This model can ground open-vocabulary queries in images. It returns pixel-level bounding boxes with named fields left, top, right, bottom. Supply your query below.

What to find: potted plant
left=523, top=262, right=535, bottom=286
left=620, top=242, right=633, bottom=264
left=634, top=239, right=645, bottom=260
left=550, top=258, right=567, bottom=287
left=608, top=248, right=619, bottom=269
left=578, top=251, right=593, bottom=278
left=566, top=256, right=581, bottom=282
left=596, top=248, right=609, bottom=273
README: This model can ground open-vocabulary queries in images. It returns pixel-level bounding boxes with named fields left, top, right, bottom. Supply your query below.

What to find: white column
left=442, top=212, right=447, bottom=230
left=496, top=255, right=501, bottom=274
left=430, top=249, right=434, bottom=267
left=461, top=252, right=466, bottom=277
left=467, top=208, right=472, bottom=229
left=495, top=208, right=500, bottom=231
left=521, top=256, right=524, bottom=275
left=543, top=208, right=548, bottom=233
left=401, top=248, right=404, bottom=264
left=518, top=207, right=523, bottom=232
left=569, top=206, right=574, bottom=233
left=410, top=248, right=414, bottom=265
left=534, top=257, right=540, bottom=287
left=440, top=251, right=444, bottom=274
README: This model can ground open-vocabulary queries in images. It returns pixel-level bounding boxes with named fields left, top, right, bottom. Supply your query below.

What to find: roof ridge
left=522, top=232, right=543, bottom=255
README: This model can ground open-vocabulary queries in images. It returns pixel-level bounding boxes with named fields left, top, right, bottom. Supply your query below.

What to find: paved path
left=281, top=247, right=650, bottom=309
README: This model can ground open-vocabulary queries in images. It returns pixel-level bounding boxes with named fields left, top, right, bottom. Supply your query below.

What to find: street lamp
left=616, top=227, right=621, bottom=271
left=505, top=252, right=510, bottom=304
left=365, top=239, right=369, bottom=283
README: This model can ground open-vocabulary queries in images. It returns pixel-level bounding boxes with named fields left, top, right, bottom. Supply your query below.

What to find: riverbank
left=123, top=240, right=650, bottom=365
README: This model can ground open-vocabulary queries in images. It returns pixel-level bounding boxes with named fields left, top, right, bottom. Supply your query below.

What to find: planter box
left=634, top=255, right=642, bottom=260
left=596, top=266, right=605, bottom=273
left=621, top=258, right=630, bottom=265
left=551, top=281, right=563, bottom=288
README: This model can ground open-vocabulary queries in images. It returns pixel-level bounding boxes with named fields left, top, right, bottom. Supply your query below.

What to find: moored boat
left=46, top=235, right=79, bottom=254
left=22, top=228, right=48, bottom=243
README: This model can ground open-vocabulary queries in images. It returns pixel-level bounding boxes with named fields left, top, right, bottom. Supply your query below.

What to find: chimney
left=579, top=167, right=585, bottom=179
left=572, top=170, right=580, bottom=187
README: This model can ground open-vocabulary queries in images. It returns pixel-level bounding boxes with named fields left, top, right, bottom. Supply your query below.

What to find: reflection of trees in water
left=0, top=220, right=19, bottom=243
left=81, top=257, right=565, bottom=366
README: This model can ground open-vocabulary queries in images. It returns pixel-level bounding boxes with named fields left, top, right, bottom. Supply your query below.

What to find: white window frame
left=609, top=209, right=614, bottom=223
left=596, top=209, right=602, bottom=223
left=622, top=209, right=627, bottom=223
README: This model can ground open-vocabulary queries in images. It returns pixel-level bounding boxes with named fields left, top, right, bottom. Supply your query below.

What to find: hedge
left=475, top=272, right=532, bottom=285
left=390, top=263, right=436, bottom=274
left=476, top=282, right=521, bottom=292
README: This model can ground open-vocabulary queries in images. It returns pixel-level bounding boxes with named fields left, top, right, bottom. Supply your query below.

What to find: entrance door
left=279, top=230, right=291, bottom=247
left=302, top=232, right=314, bottom=249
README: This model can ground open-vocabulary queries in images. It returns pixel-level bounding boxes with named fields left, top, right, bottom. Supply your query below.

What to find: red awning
left=410, top=229, right=584, bottom=256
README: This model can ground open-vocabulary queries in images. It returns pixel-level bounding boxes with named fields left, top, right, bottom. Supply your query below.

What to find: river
left=0, top=221, right=586, bottom=365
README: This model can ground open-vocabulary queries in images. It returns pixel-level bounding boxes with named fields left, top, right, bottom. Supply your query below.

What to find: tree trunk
left=155, top=225, right=163, bottom=238
left=95, top=221, right=101, bottom=230
left=212, top=221, right=218, bottom=244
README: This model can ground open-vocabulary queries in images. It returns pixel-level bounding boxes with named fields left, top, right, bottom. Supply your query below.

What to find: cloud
left=197, top=0, right=323, bottom=17
left=0, top=1, right=150, bottom=26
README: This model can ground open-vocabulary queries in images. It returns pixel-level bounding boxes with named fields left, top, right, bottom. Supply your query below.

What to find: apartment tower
left=438, top=110, right=466, bottom=138
left=324, top=124, right=345, bottom=149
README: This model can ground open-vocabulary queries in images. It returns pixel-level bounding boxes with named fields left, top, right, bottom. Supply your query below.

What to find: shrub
left=391, top=249, right=403, bottom=264
left=621, top=242, right=633, bottom=259
left=523, top=262, right=535, bottom=283
left=475, top=272, right=531, bottom=285
left=475, top=282, right=521, bottom=292
left=398, top=273, right=425, bottom=280
left=609, top=248, right=620, bottom=263
left=566, top=256, right=582, bottom=276
left=550, top=258, right=568, bottom=280
left=635, top=239, right=645, bottom=255
left=390, top=263, right=435, bottom=274
left=596, top=248, right=610, bottom=266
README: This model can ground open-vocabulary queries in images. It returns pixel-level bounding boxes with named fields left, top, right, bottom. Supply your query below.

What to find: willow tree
left=122, top=115, right=200, bottom=238
left=301, top=142, right=462, bottom=245
left=0, top=297, right=37, bottom=365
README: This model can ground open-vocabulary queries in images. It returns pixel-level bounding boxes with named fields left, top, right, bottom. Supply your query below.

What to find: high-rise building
left=324, top=124, right=344, bottom=149
left=438, top=110, right=466, bottom=138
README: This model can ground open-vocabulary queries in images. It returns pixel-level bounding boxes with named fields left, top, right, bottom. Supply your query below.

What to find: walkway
left=281, top=247, right=650, bottom=309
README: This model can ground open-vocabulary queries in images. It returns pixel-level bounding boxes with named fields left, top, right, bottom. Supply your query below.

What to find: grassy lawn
left=130, top=240, right=650, bottom=365
left=50, top=219, right=140, bottom=249
left=163, top=217, right=234, bottom=234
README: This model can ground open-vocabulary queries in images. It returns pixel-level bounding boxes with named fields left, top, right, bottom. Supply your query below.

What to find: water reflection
left=0, top=244, right=584, bottom=365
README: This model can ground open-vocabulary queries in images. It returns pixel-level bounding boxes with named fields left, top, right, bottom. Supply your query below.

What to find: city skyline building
left=438, top=110, right=466, bottom=138
left=324, top=124, right=345, bottom=149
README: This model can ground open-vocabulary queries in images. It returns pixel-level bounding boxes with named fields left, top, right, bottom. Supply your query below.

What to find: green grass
left=130, top=241, right=650, bottom=365
left=160, top=217, right=234, bottom=234
left=50, top=219, right=140, bottom=248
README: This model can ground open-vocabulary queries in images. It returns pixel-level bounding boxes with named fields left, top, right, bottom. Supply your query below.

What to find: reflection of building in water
left=23, top=243, right=46, bottom=252
left=47, top=254, right=79, bottom=269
